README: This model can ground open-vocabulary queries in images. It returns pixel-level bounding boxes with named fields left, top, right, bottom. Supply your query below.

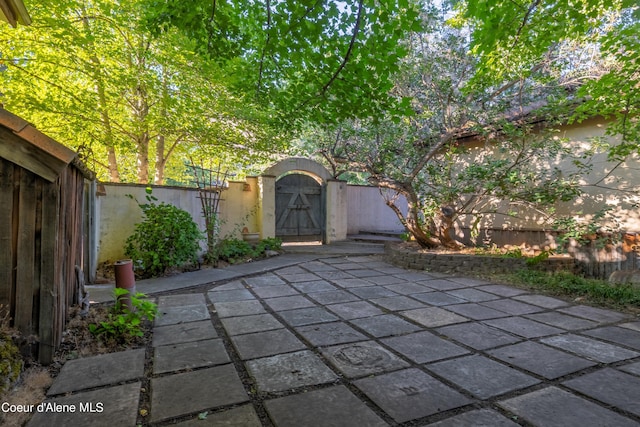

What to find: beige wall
left=96, top=181, right=260, bottom=263
left=325, top=180, right=348, bottom=243
left=555, top=118, right=639, bottom=232
left=95, top=179, right=404, bottom=264
left=218, top=178, right=260, bottom=238
left=456, top=117, right=640, bottom=234
left=95, top=184, right=204, bottom=263
left=346, top=185, right=407, bottom=234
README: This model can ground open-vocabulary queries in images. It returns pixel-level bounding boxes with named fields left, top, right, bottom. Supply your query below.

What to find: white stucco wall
left=95, top=180, right=408, bottom=264
left=95, top=184, right=204, bottom=263
left=346, top=185, right=407, bottom=234
left=96, top=181, right=259, bottom=264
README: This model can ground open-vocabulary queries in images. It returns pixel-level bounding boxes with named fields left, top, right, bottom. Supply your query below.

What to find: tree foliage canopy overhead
left=1, top=0, right=637, bottom=248
left=0, top=0, right=423, bottom=183
left=139, top=0, right=424, bottom=123
left=456, top=0, right=639, bottom=155
left=296, top=0, right=639, bottom=248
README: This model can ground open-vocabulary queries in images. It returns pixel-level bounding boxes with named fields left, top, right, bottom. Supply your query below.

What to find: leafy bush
left=125, top=191, right=203, bottom=277
left=501, top=248, right=523, bottom=258
left=211, top=237, right=283, bottom=264
left=255, top=237, right=283, bottom=253
left=0, top=333, right=21, bottom=397
left=216, top=238, right=253, bottom=263
left=525, top=250, right=550, bottom=266
left=89, top=289, right=158, bottom=344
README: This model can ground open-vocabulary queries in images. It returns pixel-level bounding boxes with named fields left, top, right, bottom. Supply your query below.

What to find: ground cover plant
left=212, top=237, right=283, bottom=264
left=493, top=269, right=640, bottom=311
left=0, top=305, right=22, bottom=398
left=0, top=296, right=156, bottom=426
left=89, top=289, right=158, bottom=345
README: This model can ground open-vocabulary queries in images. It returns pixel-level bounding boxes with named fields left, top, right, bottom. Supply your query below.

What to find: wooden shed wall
left=0, top=156, right=85, bottom=364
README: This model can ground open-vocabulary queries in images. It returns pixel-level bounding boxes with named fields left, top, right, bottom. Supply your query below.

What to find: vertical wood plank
left=57, top=169, right=68, bottom=341
left=56, top=170, right=67, bottom=349
left=0, top=160, right=14, bottom=308
left=38, top=179, right=59, bottom=364
left=71, top=170, right=84, bottom=308
left=31, top=178, right=43, bottom=336
left=15, top=169, right=36, bottom=334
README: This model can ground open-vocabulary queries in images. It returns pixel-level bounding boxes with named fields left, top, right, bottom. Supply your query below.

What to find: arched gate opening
left=275, top=173, right=324, bottom=241
left=260, top=158, right=347, bottom=244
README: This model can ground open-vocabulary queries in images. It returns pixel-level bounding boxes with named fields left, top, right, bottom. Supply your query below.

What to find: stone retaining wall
left=385, top=243, right=575, bottom=276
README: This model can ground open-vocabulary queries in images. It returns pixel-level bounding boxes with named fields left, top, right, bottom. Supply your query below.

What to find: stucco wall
left=96, top=181, right=259, bottom=263
left=95, top=180, right=403, bottom=264
left=554, top=118, right=639, bottom=232
left=346, top=185, right=407, bottom=234
left=456, top=117, right=640, bottom=235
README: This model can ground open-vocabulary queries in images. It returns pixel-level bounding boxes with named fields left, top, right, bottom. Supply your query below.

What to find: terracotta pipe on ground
left=114, top=259, right=136, bottom=311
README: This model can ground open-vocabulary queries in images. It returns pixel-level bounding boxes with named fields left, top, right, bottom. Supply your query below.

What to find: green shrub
left=89, top=289, right=158, bottom=344
left=0, top=333, right=22, bottom=398
left=255, top=237, right=283, bottom=253
left=125, top=191, right=203, bottom=278
left=214, top=238, right=253, bottom=263
left=212, top=237, right=283, bottom=264
left=510, top=270, right=640, bottom=306
left=525, top=250, right=550, bottom=266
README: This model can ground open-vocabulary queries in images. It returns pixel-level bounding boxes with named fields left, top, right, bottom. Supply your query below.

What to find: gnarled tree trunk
left=373, top=177, right=462, bottom=249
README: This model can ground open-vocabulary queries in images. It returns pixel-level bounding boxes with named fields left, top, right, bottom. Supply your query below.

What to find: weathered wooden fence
left=0, top=109, right=92, bottom=364
left=0, top=158, right=90, bottom=364
left=568, top=233, right=639, bottom=280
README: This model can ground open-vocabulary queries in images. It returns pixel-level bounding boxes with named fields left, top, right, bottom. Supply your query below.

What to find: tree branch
left=408, top=130, right=458, bottom=182
left=512, top=0, right=541, bottom=49
left=207, top=0, right=217, bottom=53
left=256, top=0, right=272, bottom=96
left=298, top=0, right=364, bottom=110
left=317, top=0, right=364, bottom=96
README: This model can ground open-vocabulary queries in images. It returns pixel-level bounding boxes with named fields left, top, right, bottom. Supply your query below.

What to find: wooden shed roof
left=0, top=108, right=87, bottom=182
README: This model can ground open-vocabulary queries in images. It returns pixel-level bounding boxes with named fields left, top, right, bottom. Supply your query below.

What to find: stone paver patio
left=30, top=251, right=640, bottom=426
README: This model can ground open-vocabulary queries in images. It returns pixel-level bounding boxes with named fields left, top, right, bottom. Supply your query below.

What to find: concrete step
left=358, top=230, right=405, bottom=238
left=348, top=233, right=403, bottom=244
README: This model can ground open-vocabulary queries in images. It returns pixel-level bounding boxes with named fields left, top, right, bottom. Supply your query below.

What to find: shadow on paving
left=34, top=250, right=640, bottom=427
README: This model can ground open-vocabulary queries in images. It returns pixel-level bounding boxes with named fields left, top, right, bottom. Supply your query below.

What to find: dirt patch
left=395, top=241, right=553, bottom=257
left=54, top=305, right=152, bottom=363
left=0, top=367, right=52, bottom=427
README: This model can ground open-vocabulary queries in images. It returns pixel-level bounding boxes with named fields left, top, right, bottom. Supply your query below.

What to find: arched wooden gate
left=275, top=174, right=324, bottom=241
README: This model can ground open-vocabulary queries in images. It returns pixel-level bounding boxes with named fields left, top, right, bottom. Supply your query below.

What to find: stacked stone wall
left=385, top=244, right=575, bottom=276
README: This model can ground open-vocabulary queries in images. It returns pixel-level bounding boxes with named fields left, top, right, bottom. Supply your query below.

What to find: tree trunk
left=82, top=11, right=120, bottom=182
left=433, top=208, right=461, bottom=249
left=378, top=181, right=440, bottom=249
left=154, top=134, right=165, bottom=185
left=137, top=133, right=149, bottom=184
left=132, top=81, right=150, bottom=184
left=107, top=146, right=120, bottom=182
left=154, top=70, right=169, bottom=185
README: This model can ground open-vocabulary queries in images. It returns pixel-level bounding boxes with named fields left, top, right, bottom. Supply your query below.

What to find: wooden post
left=15, top=170, right=36, bottom=333
left=0, top=161, right=14, bottom=309
left=38, top=180, right=59, bottom=364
